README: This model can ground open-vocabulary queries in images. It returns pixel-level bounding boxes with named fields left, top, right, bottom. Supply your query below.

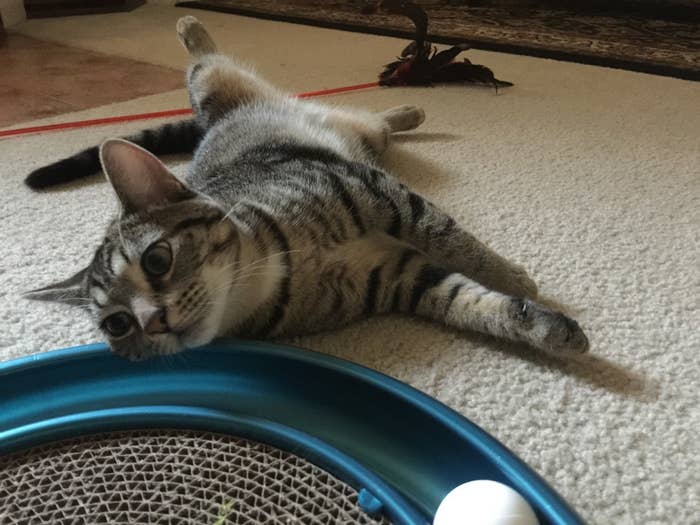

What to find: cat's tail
left=24, top=118, right=204, bottom=189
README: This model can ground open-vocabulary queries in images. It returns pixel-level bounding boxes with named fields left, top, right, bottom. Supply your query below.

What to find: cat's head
left=26, top=139, right=238, bottom=360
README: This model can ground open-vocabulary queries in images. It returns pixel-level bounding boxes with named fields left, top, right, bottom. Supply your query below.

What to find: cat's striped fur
left=26, top=17, right=589, bottom=360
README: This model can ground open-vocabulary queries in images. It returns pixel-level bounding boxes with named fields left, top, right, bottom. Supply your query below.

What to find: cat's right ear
left=99, top=138, right=195, bottom=214
left=23, top=267, right=89, bottom=308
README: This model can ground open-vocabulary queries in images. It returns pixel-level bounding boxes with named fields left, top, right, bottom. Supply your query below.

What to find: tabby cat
left=26, top=17, right=589, bottom=361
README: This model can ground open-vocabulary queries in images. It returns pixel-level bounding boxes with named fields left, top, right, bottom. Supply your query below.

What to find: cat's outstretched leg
left=398, top=263, right=589, bottom=355
left=317, top=104, right=425, bottom=157
left=176, top=16, right=282, bottom=127
left=176, top=15, right=217, bottom=57
left=299, top=234, right=587, bottom=354
left=377, top=241, right=587, bottom=354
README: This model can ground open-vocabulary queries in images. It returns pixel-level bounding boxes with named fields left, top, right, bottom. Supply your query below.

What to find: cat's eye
left=142, top=242, right=172, bottom=277
left=102, top=312, right=134, bottom=339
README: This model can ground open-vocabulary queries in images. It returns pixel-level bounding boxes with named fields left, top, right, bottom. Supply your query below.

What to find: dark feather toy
left=365, top=0, right=513, bottom=89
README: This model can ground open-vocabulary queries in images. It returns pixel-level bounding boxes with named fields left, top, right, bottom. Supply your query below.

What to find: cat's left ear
left=99, top=138, right=195, bottom=214
left=24, top=267, right=89, bottom=307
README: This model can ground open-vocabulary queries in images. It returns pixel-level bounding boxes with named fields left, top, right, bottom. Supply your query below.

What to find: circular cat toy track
left=0, top=341, right=585, bottom=524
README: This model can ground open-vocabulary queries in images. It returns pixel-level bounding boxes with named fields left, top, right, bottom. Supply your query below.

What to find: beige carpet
left=2, top=4, right=699, bottom=524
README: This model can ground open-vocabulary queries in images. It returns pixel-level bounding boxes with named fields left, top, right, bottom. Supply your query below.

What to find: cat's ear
left=99, top=138, right=195, bottom=213
left=24, top=267, right=89, bottom=307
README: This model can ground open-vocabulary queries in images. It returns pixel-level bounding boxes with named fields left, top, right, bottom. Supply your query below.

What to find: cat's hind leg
left=312, top=104, right=425, bottom=160
left=177, top=15, right=425, bottom=152
left=380, top=104, right=426, bottom=133
left=176, top=15, right=217, bottom=57
left=176, top=16, right=282, bottom=127
left=402, top=201, right=541, bottom=300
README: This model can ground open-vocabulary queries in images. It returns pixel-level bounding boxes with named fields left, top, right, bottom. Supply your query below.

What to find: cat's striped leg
left=176, top=15, right=217, bottom=58
left=292, top=101, right=425, bottom=161
left=176, top=16, right=283, bottom=127
left=351, top=170, right=538, bottom=298
left=319, top=104, right=426, bottom=158
left=386, top=252, right=588, bottom=355
left=297, top=234, right=586, bottom=354
left=402, top=201, right=540, bottom=300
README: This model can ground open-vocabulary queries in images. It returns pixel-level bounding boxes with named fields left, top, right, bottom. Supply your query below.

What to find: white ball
left=433, top=480, right=539, bottom=525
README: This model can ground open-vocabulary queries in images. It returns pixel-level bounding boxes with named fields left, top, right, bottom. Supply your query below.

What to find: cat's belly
left=278, top=232, right=400, bottom=336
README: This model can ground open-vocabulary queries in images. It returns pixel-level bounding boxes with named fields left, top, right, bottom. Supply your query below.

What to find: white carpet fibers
left=2, top=5, right=699, bottom=524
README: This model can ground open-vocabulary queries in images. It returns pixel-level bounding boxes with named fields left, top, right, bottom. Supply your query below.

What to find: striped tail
left=24, top=119, right=204, bottom=189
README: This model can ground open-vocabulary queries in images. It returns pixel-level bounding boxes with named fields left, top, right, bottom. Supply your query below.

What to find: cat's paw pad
left=383, top=105, right=426, bottom=132
left=176, top=16, right=217, bottom=57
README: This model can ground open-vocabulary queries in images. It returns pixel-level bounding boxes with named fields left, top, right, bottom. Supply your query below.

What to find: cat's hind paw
left=176, top=16, right=217, bottom=58
left=382, top=105, right=426, bottom=133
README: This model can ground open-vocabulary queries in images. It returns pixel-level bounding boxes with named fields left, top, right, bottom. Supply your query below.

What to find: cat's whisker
left=207, top=269, right=277, bottom=296
left=53, top=298, right=93, bottom=304
left=205, top=249, right=302, bottom=295
left=224, top=249, right=302, bottom=274
left=219, top=206, right=236, bottom=224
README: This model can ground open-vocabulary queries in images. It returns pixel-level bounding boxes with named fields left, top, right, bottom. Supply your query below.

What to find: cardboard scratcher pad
left=0, top=430, right=390, bottom=524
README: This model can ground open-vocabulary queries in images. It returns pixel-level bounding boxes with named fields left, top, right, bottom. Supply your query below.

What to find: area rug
left=0, top=34, right=184, bottom=128
left=177, top=0, right=700, bottom=80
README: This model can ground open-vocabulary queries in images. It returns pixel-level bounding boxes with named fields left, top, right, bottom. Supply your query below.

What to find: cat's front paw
left=512, top=299, right=589, bottom=355
left=543, top=312, right=589, bottom=354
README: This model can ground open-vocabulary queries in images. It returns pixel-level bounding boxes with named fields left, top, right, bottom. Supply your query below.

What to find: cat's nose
left=143, top=308, right=170, bottom=335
